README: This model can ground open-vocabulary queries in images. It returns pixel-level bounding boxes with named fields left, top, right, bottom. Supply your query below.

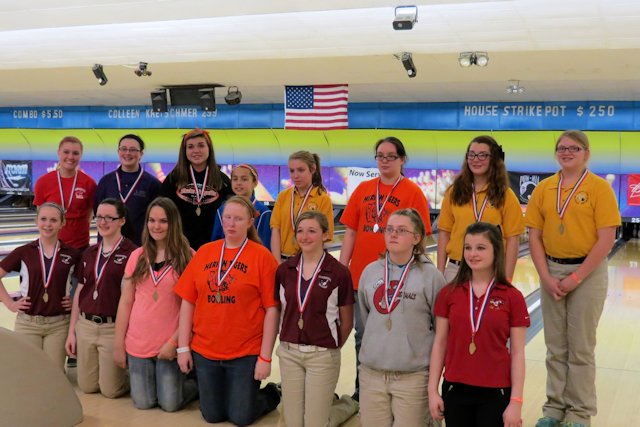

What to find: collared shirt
left=277, top=252, right=354, bottom=348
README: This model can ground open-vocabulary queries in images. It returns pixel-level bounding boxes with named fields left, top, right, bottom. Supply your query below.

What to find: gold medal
left=469, top=341, right=476, bottom=355
left=386, top=317, right=392, bottom=331
left=298, top=318, right=304, bottom=330
left=559, top=223, right=565, bottom=234
left=153, top=291, right=159, bottom=301
left=215, top=292, right=221, bottom=303
left=43, top=291, right=49, bottom=303
left=196, top=206, right=201, bottom=216
left=92, top=290, right=98, bottom=300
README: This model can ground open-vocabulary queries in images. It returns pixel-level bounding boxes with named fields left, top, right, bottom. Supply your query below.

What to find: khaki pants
left=14, top=313, right=69, bottom=371
left=75, top=316, right=129, bottom=398
left=541, top=259, right=608, bottom=425
left=359, top=364, right=436, bottom=427
left=277, top=343, right=358, bottom=427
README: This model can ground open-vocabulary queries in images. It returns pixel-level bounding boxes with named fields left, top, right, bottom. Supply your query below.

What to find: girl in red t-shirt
left=176, top=196, right=280, bottom=426
left=113, top=197, right=197, bottom=412
left=429, top=222, right=529, bottom=427
left=0, top=202, right=80, bottom=369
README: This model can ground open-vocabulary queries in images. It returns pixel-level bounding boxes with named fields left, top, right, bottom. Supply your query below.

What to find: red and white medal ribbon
left=57, top=170, right=78, bottom=213
left=373, top=176, right=403, bottom=232
left=217, top=238, right=248, bottom=287
left=189, top=165, right=209, bottom=208
left=471, top=183, right=489, bottom=222
left=149, top=262, right=173, bottom=301
left=38, top=239, right=59, bottom=296
left=296, top=251, right=327, bottom=329
left=93, top=236, right=124, bottom=295
left=556, top=168, right=589, bottom=220
left=116, top=166, right=144, bottom=203
left=468, top=277, right=496, bottom=351
left=290, top=186, right=314, bottom=232
left=383, top=253, right=413, bottom=313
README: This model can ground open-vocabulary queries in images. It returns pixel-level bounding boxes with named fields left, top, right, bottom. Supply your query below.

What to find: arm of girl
left=428, top=316, right=449, bottom=421
left=0, top=268, right=31, bottom=313
left=255, top=305, right=280, bottom=380
left=559, top=226, right=616, bottom=294
left=503, top=326, right=526, bottom=427
left=113, top=277, right=136, bottom=368
left=339, top=227, right=356, bottom=267
left=504, top=235, right=520, bottom=281
left=64, top=283, right=84, bottom=357
left=436, top=230, right=451, bottom=274
left=270, top=229, right=282, bottom=263
left=177, top=299, right=195, bottom=374
left=157, top=329, right=179, bottom=360
left=338, top=304, right=354, bottom=348
left=528, top=228, right=564, bottom=300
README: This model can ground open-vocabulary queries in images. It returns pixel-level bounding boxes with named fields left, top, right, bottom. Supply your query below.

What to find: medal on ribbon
left=93, top=236, right=124, bottom=300
left=38, top=239, right=59, bottom=303
left=296, top=252, right=327, bottom=330
left=116, top=167, right=144, bottom=204
left=383, top=253, right=413, bottom=330
left=290, top=186, right=314, bottom=233
left=189, top=165, right=209, bottom=216
left=373, top=177, right=403, bottom=233
left=556, top=169, right=589, bottom=235
left=57, top=170, right=78, bottom=213
left=215, top=238, right=248, bottom=302
left=471, top=183, right=489, bottom=223
left=149, top=262, right=173, bottom=302
left=468, top=278, right=496, bottom=355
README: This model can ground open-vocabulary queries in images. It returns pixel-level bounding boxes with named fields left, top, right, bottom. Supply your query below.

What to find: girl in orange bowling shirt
left=525, top=130, right=620, bottom=427
left=175, top=196, right=280, bottom=426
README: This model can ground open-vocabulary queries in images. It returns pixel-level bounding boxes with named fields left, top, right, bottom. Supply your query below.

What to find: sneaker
left=536, top=417, right=561, bottom=427
left=560, top=422, right=588, bottom=427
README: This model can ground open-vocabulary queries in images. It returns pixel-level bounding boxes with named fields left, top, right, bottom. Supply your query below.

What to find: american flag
left=284, top=84, right=348, bottom=130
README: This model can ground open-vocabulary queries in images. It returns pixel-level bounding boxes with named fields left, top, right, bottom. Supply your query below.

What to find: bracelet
left=176, top=346, right=191, bottom=354
left=570, top=272, right=582, bottom=284
left=510, top=396, right=524, bottom=404
left=258, top=355, right=272, bottom=364
left=167, top=338, right=178, bottom=347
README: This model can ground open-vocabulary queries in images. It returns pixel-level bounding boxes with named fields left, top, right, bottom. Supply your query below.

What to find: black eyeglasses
left=118, top=147, right=141, bottom=153
left=375, top=154, right=400, bottom=162
left=95, top=216, right=122, bottom=223
left=466, top=151, right=491, bottom=161
left=556, top=146, right=583, bottom=154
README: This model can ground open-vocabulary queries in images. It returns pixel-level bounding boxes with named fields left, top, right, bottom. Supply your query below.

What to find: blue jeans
left=127, top=354, right=198, bottom=412
left=193, top=352, right=279, bottom=426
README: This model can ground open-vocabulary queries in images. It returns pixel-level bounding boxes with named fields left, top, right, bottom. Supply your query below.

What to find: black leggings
left=442, top=380, right=511, bottom=427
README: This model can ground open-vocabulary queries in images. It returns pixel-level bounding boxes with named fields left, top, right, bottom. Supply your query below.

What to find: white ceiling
left=1, top=0, right=640, bottom=107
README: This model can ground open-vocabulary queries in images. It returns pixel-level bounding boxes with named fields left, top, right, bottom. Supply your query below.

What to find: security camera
left=92, top=64, right=108, bottom=86
left=393, top=6, right=418, bottom=30
left=401, top=52, right=417, bottom=78
left=134, top=62, right=152, bottom=77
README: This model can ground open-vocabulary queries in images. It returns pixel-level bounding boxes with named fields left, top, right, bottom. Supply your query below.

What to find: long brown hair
left=170, top=128, right=225, bottom=190
left=128, top=197, right=192, bottom=284
left=450, top=135, right=508, bottom=208
left=224, top=196, right=261, bottom=244
left=450, top=222, right=509, bottom=286
left=288, top=151, right=326, bottom=194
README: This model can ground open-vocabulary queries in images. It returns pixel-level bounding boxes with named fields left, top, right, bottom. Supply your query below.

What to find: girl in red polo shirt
left=429, top=222, right=530, bottom=427
left=113, top=197, right=197, bottom=412
left=276, top=211, right=357, bottom=427
left=0, top=202, right=80, bottom=370
left=175, top=196, right=280, bottom=426
left=66, top=198, right=136, bottom=398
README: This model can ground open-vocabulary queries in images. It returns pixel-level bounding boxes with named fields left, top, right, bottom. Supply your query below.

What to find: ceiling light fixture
left=150, top=89, right=168, bottom=112
left=225, top=87, right=242, bottom=105
left=92, top=64, right=108, bottom=86
left=393, top=5, right=418, bottom=30
left=506, top=80, right=525, bottom=94
left=394, top=52, right=417, bottom=78
left=134, top=62, right=152, bottom=77
left=458, top=52, right=489, bottom=67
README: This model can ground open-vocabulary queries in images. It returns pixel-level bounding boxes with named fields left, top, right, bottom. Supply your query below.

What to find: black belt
left=81, top=312, right=116, bottom=324
left=448, top=259, right=461, bottom=266
left=546, top=255, right=586, bottom=265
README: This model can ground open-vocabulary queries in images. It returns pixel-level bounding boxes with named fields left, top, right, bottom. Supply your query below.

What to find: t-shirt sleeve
left=319, top=193, right=334, bottom=240
left=0, top=246, right=24, bottom=273
left=259, top=251, right=279, bottom=309
left=174, top=249, right=201, bottom=304
left=509, top=287, right=531, bottom=328
left=434, top=285, right=452, bottom=318
left=524, top=184, right=545, bottom=230
left=501, top=189, right=525, bottom=237
left=340, top=184, right=362, bottom=230
left=594, top=180, right=622, bottom=229
left=33, top=177, right=46, bottom=206
left=337, top=265, right=355, bottom=306
left=124, top=248, right=141, bottom=276
left=270, top=191, right=284, bottom=230
left=438, top=187, right=454, bottom=233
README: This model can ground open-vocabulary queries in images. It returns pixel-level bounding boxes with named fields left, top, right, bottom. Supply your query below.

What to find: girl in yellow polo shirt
left=438, top=135, right=524, bottom=282
left=525, top=130, right=620, bottom=427
left=270, top=151, right=334, bottom=262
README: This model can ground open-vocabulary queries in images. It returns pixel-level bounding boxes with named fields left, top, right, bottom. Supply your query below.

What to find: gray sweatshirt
left=358, top=254, right=446, bottom=372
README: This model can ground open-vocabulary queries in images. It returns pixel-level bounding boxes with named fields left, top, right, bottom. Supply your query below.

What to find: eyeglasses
left=384, top=226, right=416, bottom=236
left=466, top=151, right=491, bottom=161
left=118, top=147, right=141, bottom=153
left=95, top=216, right=122, bottom=223
left=374, top=154, right=400, bottom=162
left=556, top=146, right=583, bottom=154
